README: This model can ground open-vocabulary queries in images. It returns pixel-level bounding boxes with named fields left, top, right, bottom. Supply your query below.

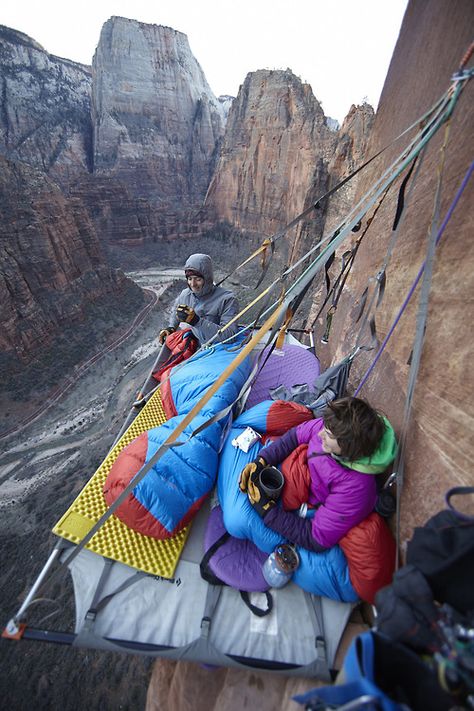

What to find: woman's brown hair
left=322, top=397, right=385, bottom=461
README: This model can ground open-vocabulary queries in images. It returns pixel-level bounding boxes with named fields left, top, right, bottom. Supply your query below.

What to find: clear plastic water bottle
left=262, top=544, right=300, bottom=588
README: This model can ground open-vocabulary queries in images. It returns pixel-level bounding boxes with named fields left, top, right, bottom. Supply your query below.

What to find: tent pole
left=4, top=543, right=64, bottom=636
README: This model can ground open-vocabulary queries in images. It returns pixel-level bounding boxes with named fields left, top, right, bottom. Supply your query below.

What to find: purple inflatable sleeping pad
left=203, top=342, right=320, bottom=592
left=245, top=342, right=320, bottom=410
left=203, top=505, right=270, bottom=592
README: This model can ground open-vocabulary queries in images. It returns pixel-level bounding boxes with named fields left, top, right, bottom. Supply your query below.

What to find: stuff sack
left=200, top=505, right=273, bottom=617
left=406, top=486, right=474, bottom=614
left=152, top=328, right=198, bottom=383
left=293, top=630, right=456, bottom=711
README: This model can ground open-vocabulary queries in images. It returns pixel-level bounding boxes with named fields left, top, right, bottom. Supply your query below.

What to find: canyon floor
left=0, top=267, right=329, bottom=711
left=0, top=268, right=180, bottom=711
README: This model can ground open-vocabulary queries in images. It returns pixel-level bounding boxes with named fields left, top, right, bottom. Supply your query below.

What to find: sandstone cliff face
left=0, top=25, right=92, bottom=186
left=90, top=17, right=224, bottom=241
left=204, top=69, right=335, bottom=238
left=0, top=154, right=141, bottom=373
left=318, top=0, right=474, bottom=545
left=324, top=103, right=375, bottom=231
left=0, top=18, right=225, bottom=248
left=204, top=70, right=374, bottom=285
left=289, top=102, right=375, bottom=276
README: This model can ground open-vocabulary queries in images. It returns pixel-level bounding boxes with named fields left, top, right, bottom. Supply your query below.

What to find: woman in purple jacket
left=239, top=397, right=397, bottom=552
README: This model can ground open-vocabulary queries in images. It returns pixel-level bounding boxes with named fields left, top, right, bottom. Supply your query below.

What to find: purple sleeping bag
left=245, top=343, right=320, bottom=410
left=202, top=505, right=270, bottom=592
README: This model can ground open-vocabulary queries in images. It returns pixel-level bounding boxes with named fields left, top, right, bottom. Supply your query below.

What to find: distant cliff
left=0, top=154, right=142, bottom=381
left=0, top=18, right=225, bottom=248
left=89, top=17, right=225, bottom=242
left=0, top=25, right=92, bottom=185
left=204, top=69, right=333, bottom=236
left=205, top=69, right=374, bottom=267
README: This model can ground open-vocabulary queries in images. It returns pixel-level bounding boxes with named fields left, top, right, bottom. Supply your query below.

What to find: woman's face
left=320, top=426, right=342, bottom=455
left=187, top=275, right=205, bottom=294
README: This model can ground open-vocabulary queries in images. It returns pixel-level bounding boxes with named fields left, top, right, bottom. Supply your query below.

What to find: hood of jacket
left=184, top=254, right=215, bottom=297
left=336, top=416, right=398, bottom=474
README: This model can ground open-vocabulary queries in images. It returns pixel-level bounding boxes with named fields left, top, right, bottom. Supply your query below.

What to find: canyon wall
left=0, top=154, right=142, bottom=380
left=0, top=17, right=372, bottom=371
left=89, top=17, right=224, bottom=242
left=205, top=70, right=373, bottom=252
left=0, top=18, right=225, bottom=252
left=0, top=17, right=226, bottom=374
left=204, top=69, right=334, bottom=236
left=0, top=26, right=92, bottom=185
left=204, top=69, right=374, bottom=292
left=317, top=0, right=474, bottom=545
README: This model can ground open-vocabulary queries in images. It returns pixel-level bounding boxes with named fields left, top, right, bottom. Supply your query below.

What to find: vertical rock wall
left=204, top=69, right=375, bottom=289
left=0, top=25, right=92, bottom=186
left=319, top=0, right=474, bottom=546
left=0, top=155, right=139, bottom=367
left=91, top=17, right=224, bottom=239
left=205, top=69, right=335, bottom=238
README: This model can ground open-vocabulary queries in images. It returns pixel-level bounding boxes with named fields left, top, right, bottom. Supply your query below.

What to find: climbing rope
left=354, top=160, right=474, bottom=397
left=214, top=82, right=460, bottom=289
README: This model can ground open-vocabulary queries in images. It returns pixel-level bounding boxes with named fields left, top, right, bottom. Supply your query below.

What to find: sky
left=1, top=0, right=409, bottom=124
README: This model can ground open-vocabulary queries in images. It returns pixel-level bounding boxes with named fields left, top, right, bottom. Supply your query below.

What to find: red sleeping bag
left=153, top=328, right=198, bottom=418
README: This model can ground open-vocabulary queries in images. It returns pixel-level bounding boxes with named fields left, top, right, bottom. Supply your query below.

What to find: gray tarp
left=68, top=502, right=352, bottom=677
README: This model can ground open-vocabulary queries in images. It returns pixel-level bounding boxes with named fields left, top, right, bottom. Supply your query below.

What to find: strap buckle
left=200, top=616, right=211, bottom=638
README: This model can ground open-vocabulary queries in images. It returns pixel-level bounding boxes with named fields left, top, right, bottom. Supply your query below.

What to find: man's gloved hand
left=176, top=304, right=199, bottom=326
left=239, top=457, right=266, bottom=493
left=158, top=326, right=176, bottom=344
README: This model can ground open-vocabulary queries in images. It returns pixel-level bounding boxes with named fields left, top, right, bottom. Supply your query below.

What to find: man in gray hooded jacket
left=159, top=254, right=239, bottom=345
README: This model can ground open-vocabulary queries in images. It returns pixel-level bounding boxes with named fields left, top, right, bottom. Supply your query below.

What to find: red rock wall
left=318, top=0, right=474, bottom=547
left=0, top=155, right=140, bottom=364
left=91, top=18, right=224, bottom=242
left=204, top=69, right=335, bottom=237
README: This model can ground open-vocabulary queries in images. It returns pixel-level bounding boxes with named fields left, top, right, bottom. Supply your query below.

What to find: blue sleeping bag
left=104, top=340, right=252, bottom=539
left=217, top=400, right=358, bottom=602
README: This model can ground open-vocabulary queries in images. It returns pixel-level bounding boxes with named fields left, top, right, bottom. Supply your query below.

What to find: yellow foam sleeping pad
left=52, top=389, right=189, bottom=578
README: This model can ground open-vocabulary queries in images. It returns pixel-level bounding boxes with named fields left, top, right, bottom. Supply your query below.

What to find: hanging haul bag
left=405, top=486, right=474, bottom=614
left=293, top=630, right=456, bottom=711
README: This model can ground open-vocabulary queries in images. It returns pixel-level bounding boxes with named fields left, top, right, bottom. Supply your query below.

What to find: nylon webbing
left=84, top=559, right=114, bottom=628
left=273, top=84, right=462, bottom=319
left=445, top=486, right=474, bottom=521
left=355, top=160, right=473, bottom=395
left=85, top=570, right=148, bottom=625
left=214, top=87, right=455, bottom=289
left=310, top=187, right=390, bottom=336
left=277, top=87, right=454, bottom=285
left=215, top=71, right=471, bottom=350
left=306, top=596, right=327, bottom=667
left=392, top=121, right=451, bottom=568
left=200, top=584, right=222, bottom=639
left=353, top=149, right=427, bottom=351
